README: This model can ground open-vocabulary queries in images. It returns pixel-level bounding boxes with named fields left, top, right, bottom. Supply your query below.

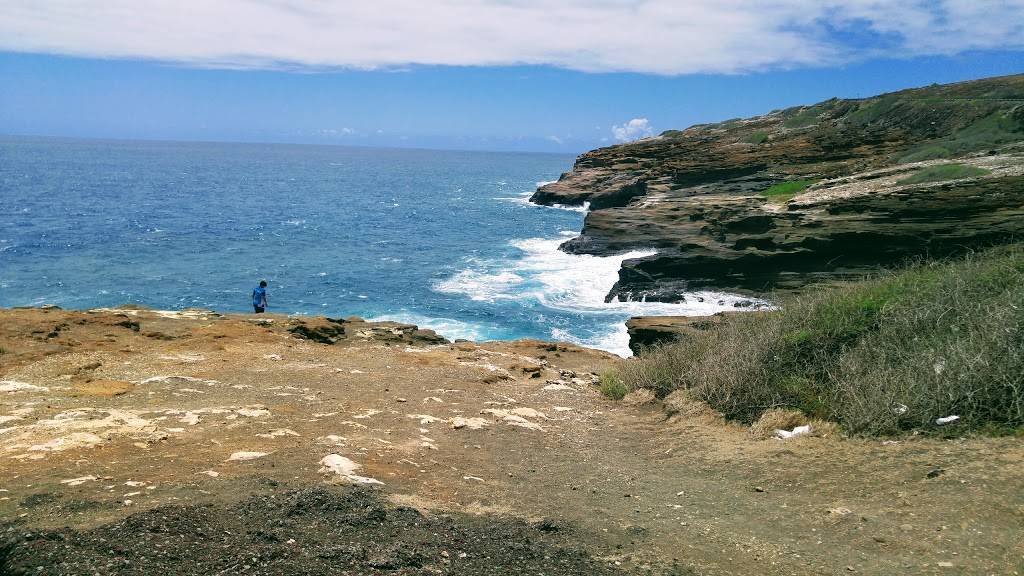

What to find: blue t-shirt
left=252, top=286, right=267, bottom=307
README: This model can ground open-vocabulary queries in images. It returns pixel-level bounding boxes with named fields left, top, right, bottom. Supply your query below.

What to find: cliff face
left=532, top=74, right=1024, bottom=299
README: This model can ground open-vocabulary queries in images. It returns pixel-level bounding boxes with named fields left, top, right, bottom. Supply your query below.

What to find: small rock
left=926, top=468, right=945, bottom=479
left=754, top=486, right=766, bottom=493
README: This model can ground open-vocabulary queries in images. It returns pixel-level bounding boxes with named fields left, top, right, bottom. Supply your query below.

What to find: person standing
left=252, top=280, right=268, bottom=313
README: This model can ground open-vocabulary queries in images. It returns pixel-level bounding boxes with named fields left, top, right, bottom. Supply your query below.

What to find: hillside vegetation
left=617, top=244, right=1024, bottom=436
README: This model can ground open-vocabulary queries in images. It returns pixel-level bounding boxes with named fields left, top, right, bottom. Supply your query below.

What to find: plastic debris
left=935, top=415, right=960, bottom=425
left=774, top=425, right=811, bottom=439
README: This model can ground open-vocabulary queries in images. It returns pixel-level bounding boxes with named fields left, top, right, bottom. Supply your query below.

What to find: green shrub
left=898, top=163, right=990, bottom=185
left=760, top=179, right=817, bottom=203
left=619, top=244, right=1024, bottom=436
left=599, top=371, right=627, bottom=400
left=783, top=108, right=821, bottom=128
left=744, top=132, right=769, bottom=144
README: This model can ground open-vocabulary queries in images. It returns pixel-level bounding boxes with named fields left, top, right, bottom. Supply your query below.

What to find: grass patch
left=744, top=132, right=769, bottom=144
left=782, top=107, right=821, bottom=128
left=660, top=129, right=685, bottom=138
left=898, top=163, right=990, bottom=185
left=760, top=179, right=817, bottom=203
left=899, top=110, right=1024, bottom=161
left=619, top=244, right=1024, bottom=436
left=898, top=145, right=953, bottom=163
left=599, top=371, right=627, bottom=400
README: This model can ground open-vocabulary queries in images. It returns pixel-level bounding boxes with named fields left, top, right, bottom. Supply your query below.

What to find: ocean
left=0, top=136, right=753, bottom=356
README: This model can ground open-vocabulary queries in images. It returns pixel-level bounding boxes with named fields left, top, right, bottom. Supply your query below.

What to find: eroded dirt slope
left=1, top=308, right=1021, bottom=575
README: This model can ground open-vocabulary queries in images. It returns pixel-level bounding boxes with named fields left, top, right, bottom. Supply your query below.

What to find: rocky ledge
left=532, top=74, right=1024, bottom=300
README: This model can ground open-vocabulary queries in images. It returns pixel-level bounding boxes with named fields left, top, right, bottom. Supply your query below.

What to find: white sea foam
left=434, top=235, right=769, bottom=357
left=494, top=191, right=590, bottom=213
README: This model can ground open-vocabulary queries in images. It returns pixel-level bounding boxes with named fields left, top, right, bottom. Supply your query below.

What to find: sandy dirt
left=1, top=307, right=1021, bottom=575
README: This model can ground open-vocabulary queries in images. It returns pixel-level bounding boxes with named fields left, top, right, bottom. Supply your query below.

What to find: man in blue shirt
left=252, top=280, right=268, bottom=313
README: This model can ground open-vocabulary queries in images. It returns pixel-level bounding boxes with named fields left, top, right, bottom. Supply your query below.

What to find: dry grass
left=621, top=244, right=1024, bottom=436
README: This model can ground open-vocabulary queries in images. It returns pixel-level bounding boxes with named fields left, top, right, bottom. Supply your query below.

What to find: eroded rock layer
left=531, top=74, right=1024, bottom=298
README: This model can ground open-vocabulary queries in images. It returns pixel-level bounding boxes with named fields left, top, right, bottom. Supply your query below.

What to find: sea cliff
left=532, top=74, right=1024, bottom=301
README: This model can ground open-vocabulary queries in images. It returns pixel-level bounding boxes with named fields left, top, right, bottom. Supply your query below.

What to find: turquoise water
left=0, top=136, right=751, bottom=355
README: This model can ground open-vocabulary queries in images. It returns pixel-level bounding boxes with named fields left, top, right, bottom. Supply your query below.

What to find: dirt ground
left=1, top=308, right=1021, bottom=575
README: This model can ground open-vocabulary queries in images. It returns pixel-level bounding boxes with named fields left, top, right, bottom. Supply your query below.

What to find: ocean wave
left=434, top=235, right=769, bottom=357
left=494, top=191, right=590, bottom=213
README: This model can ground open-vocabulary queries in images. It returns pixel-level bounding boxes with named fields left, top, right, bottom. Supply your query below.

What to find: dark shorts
left=254, top=306, right=265, bottom=313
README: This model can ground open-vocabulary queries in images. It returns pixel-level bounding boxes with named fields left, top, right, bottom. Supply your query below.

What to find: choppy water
left=0, top=136, right=754, bottom=355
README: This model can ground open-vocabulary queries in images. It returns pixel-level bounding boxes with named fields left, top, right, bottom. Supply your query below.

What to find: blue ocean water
left=0, top=137, right=752, bottom=355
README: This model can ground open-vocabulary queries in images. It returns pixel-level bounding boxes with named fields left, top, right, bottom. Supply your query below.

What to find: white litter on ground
left=318, top=454, right=384, bottom=485
left=936, top=415, right=960, bottom=425
left=60, top=475, right=98, bottom=486
left=775, top=425, right=812, bottom=439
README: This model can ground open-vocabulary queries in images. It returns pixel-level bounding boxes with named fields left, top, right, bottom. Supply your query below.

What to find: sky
left=1, top=1, right=1023, bottom=153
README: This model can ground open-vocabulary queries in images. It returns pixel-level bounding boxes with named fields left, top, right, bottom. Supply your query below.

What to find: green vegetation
left=898, top=145, right=953, bottom=163
left=782, top=107, right=822, bottom=129
left=620, top=245, right=1024, bottom=435
left=897, top=163, right=990, bottom=185
left=899, top=110, right=1024, bottom=162
left=599, top=371, right=627, bottom=400
left=744, top=132, right=769, bottom=144
left=659, top=129, right=685, bottom=138
left=760, top=179, right=817, bottom=203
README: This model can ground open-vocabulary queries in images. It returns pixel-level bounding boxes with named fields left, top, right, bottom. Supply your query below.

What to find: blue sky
left=1, top=1, right=1022, bottom=153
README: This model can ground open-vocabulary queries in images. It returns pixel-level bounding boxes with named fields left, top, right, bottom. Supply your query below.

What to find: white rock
left=451, top=417, right=489, bottom=430
left=236, top=407, right=271, bottom=418
left=0, top=381, right=48, bottom=393
left=227, top=451, right=269, bottom=461
left=180, top=412, right=201, bottom=425
left=407, top=414, right=442, bottom=425
left=199, top=470, right=220, bottom=477
left=29, top=433, right=105, bottom=452
left=318, top=454, right=384, bottom=485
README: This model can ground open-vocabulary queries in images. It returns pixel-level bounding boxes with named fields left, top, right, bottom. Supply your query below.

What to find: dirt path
left=1, top=308, right=1021, bottom=575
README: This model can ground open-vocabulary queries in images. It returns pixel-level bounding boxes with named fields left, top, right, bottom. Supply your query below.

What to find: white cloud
left=546, top=135, right=565, bottom=145
left=612, top=119, right=654, bottom=142
left=0, top=1, right=1022, bottom=74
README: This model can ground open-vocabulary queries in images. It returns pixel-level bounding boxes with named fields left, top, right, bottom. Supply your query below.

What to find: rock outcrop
left=532, top=74, right=1024, bottom=299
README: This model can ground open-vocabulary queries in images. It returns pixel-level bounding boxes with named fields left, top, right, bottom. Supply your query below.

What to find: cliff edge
left=532, top=74, right=1024, bottom=300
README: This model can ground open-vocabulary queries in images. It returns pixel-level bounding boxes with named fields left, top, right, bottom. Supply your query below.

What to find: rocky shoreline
left=531, top=74, right=1024, bottom=303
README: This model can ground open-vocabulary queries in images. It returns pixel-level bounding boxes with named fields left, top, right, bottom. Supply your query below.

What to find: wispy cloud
left=1, top=1, right=1022, bottom=74
left=612, top=119, right=654, bottom=142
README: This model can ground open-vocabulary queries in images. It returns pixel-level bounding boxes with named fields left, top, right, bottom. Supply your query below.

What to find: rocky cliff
left=532, top=74, right=1024, bottom=300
